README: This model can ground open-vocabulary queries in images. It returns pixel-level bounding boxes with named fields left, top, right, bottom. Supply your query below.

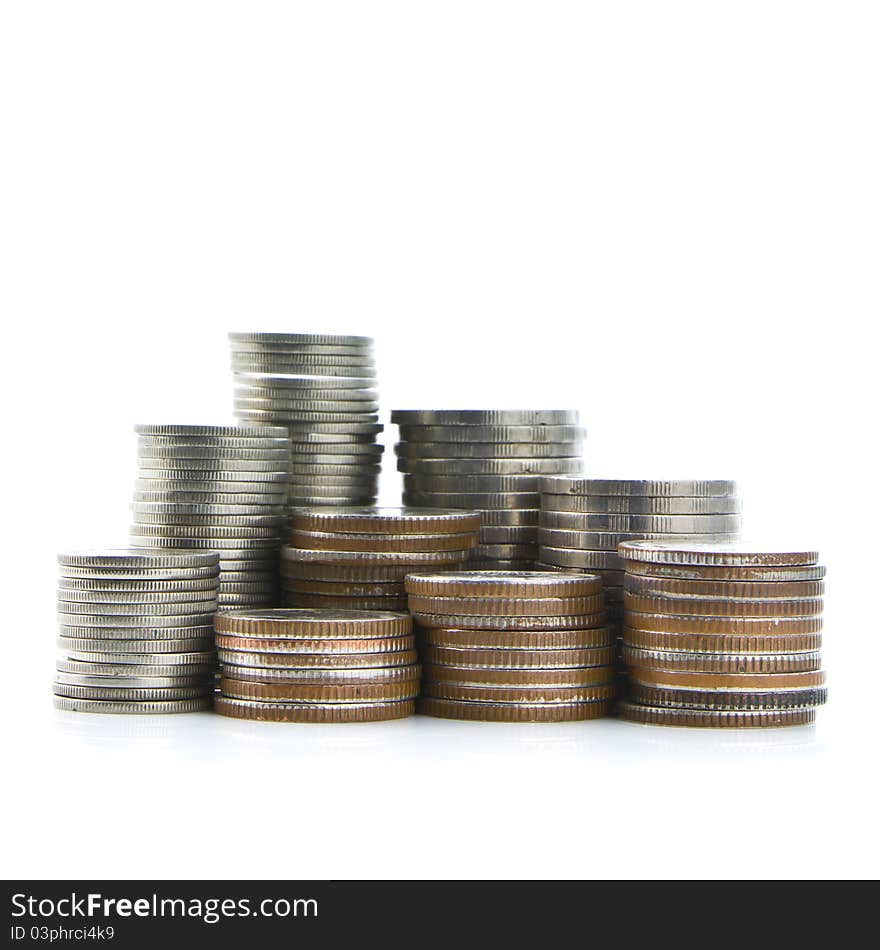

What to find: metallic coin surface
left=622, top=560, right=827, bottom=582
left=281, top=546, right=470, bottom=566
left=539, top=478, right=738, bottom=497
left=478, top=525, right=538, bottom=544
left=290, top=529, right=478, bottom=553
left=396, top=441, right=583, bottom=459
left=621, top=627, right=823, bottom=653
left=403, top=490, right=539, bottom=509
left=214, top=697, right=414, bottom=723
left=289, top=507, right=482, bottom=535
left=538, top=511, right=742, bottom=533
left=414, top=644, right=617, bottom=669
left=218, top=648, right=418, bottom=669
left=623, top=592, right=823, bottom=617
left=391, top=410, right=579, bottom=426
left=135, top=424, right=288, bottom=439
left=624, top=612, right=823, bottom=636
left=57, top=589, right=217, bottom=606
left=282, top=579, right=405, bottom=596
left=62, top=650, right=216, bottom=666
left=403, top=474, right=542, bottom=492
left=537, top=546, right=624, bottom=570
left=398, top=425, right=584, bottom=443
left=54, top=697, right=213, bottom=714
left=538, top=528, right=739, bottom=551
left=214, top=608, right=410, bottom=638
left=220, top=664, right=420, bottom=685
left=218, top=677, right=418, bottom=703
left=424, top=681, right=616, bottom=704
left=621, top=646, right=823, bottom=673
left=232, top=373, right=375, bottom=390
left=58, top=549, right=220, bottom=570
left=618, top=541, right=820, bottom=567
left=422, top=663, right=615, bottom=686
left=54, top=683, right=212, bottom=701
left=418, top=626, right=613, bottom=650
left=58, top=635, right=214, bottom=653
left=628, top=667, right=825, bottom=690
left=229, top=332, right=373, bottom=347
left=398, top=457, right=583, bottom=476
left=622, top=575, right=825, bottom=599
left=628, top=682, right=827, bottom=710
left=56, top=660, right=215, bottom=677
left=407, top=594, right=604, bottom=617
left=283, top=594, right=409, bottom=612
left=412, top=605, right=608, bottom=630
left=405, top=570, right=601, bottom=597
left=58, top=576, right=219, bottom=593
left=541, top=494, right=743, bottom=515
left=417, top=697, right=612, bottom=722
left=480, top=509, right=539, bottom=527
left=216, top=634, right=414, bottom=654
left=616, top=701, right=816, bottom=728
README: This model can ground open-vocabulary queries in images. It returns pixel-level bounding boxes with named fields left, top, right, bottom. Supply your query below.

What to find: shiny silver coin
left=132, top=492, right=284, bottom=509
left=281, top=546, right=471, bottom=565
left=135, top=424, right=288, bottom=439
left=233, top=405, right=380, bottom=424
left=130, top=523, right=280, bottom=539
left=287, top=432, right=380, bottom=446
left=58, top=576, right=219, bottom=593
left=137, top=434, right=289, bottom=449
left=131, top=510, right=284, bottom=528
left=54, top=683, right=213, bottom=701
left=289, top=455, right=382, bottom=468
left=478, top=525, right=536, bottom=544
left=53, top=696, right=213, bottom=714
left=402, top=490, right=539, bottom=509
left=286, top=476, right=379, bottom=491
left=538, top=511, right=743, bottom=533
left=228, top=332, right=373, bottom=347
left=136, top=457, right=289, bottom=472
left=390, top=410, right=579, bottom=426
left=538, top=546, right=624, bottom=570
left=540, top=493, right=742, bottom=514
left=217, top=594, right=278, bottom=608
left=58, top=549, right=220, bottom=570
left=58, top=636, right=215, bottom=653
left=289, top=462, right=381, bottom=476
left=537, top=527, right=739, bottom=551
left=57, top=660, right=215, bottom=678
left=128, top=535, right=281, bottom=552
left=230, top=342, right=373, bottom=356
left=61, top=649, right=216, bottom=666
left=137, top=445, right=290, bottom=462
left=231, top=372, right=375, bottom=390
left=469, top=542, right=538, bottom=560
left=396, top=457, right=583, bottom=476
left=395, top=441, right=583, bottom=459
left=135, top=476, right=286, bottom=492
left=288, top=440, right=383, bottom=455
left=273, top=422, right=382, bottom=437
left=218, top=582, right=278, bottom=595
left=57, top=589, right=217, bottom=606
left=233, top=384, right=379, bottom=402
left=480, top=509, right=539, bottom=527
left=58, top=566, right=220, bottom=583
left=56, top=624, right=214, bottom=641
left=538, top=477, right=738, bottom=497
left=403, top=473, right=541, bottom=492
left=230, top=349, right=375, bottom=366
left=397, top=425, right=584, bottom=443
left=58, top=607, right=215, bottom=625
left=55, top=671, right=214, bottom=688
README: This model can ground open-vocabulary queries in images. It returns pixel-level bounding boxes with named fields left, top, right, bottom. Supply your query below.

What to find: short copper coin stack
left=616, top=541, right=827, bottom=727
left=55, top=549, right=220, bottom=713
left=394, top=410, right=584, bottom=569
left=405, top=572, right=616, bottom=721
left=214, top=608, right=419, bottom=722
left=280, top=507, right=481, bottom=612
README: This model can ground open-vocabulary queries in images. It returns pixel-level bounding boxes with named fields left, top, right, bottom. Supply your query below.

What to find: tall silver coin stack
left=537, top=479, right=742, bottom=635
left=130, top=425, right=289, bottom=608
left=55, top=549, right=219, bottom=713
left=230, top=333, right=383, bottom=512
left=394, top=410, right=584, bottom=569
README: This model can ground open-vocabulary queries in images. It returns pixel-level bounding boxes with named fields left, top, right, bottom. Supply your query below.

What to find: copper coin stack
left=394, top=410, right=585, bottom=568
left=280, top=507, right=481, bottom=612
left=405, top=571, right=616, bottom=721
left=213, top=608, right=419, bottom=722
left=616, top=541, right=827, bottom=728
left=55, top=549, right=219, bottom=713
left=130, top=424, right=289, bottom=608
left=537, top=479, right=741, bottom=635
left=230, top=333, right=383, bottom=513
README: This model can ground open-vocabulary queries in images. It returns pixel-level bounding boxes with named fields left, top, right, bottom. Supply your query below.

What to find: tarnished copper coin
left=219, top=677, right=419, bottom=703
left=624, top=612, right=823, bottom=636
left=288, top=507, right=482, bottom=535
left=424, top=663, right=616, bottom=687
left=215, top=697, right=415, bottom=722
left=418, top=626, right=614, bottom=651
left=215, top=633, right=415, bottom=654
left=421, top=644, right=617, bottom=669
left=417, top=697, right=613, bottom=722
left=214, top=608, right=411, bottom=639
left=617, top=701, right=816, bottom=728
left=622, top=627, right=823, bottom=654
left=424, top=681, right=617, bottom=704
left=621, top=646, right=823, bottom=674
left=623, top=560, right=827, bottom=582
left=218, top=648, right=419, bottom=669
left=409, top=610, right=608, bottom=631
left=282, top=594, right=410, bottom=612
left=290, top=529, right=478, bottom=553
left=404, top=570, right=601, bottom=598
left=627, top=682, right=827, bottom=710
left=627, top=668, right=826, bottom=691
left=407, top=594, right=605, bottom=617
left=623, top=575, right=825, bottom=599
left=623, top=592, right=824, bottom=618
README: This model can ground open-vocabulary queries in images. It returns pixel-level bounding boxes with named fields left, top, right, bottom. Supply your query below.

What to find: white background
left=1, top=1, right=878, bottom=880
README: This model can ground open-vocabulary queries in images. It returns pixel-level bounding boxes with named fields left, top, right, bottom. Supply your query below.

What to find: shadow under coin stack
left=130, top=425, right=289, bottom=608
left=280, top=507, right=481, bottom=611
left=537, top=479, right=741, bottom=636
left=54, top=549, right=219, bottom=713
left=394, top=411, right=584, bottom=569
left=230, top=333, right=382, bottom=512
left=213, top=608, right=419, bottom=722
left=617, top=541, right=827, bottom=728
left=406, top=572, right=616, bottom=722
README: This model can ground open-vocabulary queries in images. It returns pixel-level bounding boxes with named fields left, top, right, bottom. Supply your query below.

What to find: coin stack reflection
left=406, top=572, right=616, bottom=721
left=130, top=425, right=289, bottom=608
left=214, top=609, right=419, bottom=722
left=230, top=333, right=383, bottom=513
left=537, top=479, right=741, bottom=635
left=55, top=550, right=219, bottom=713
left=280, top=507, right=481, bottom=611
left=617, top=541, right=827, bottom=728
left=394, top=410, right=584, bottom=569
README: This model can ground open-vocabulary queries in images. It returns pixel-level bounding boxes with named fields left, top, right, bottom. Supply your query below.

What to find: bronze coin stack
left=405, top=571, right=616, bottom=721
left=280, top=507, right=481, bottom=612
left=230, top=333, right=383, bottom=513
left=393, top=410, right=584, bottom=569
left=616, top=541, right=827, bottom=727
left=214, top=608, right=419, bottom=722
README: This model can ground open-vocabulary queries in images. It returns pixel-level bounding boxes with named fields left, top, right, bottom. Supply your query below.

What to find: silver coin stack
left=55, top=549, right=219, bottom=713
left=130, top=425, right=289, bottom=608
left=537, top=479, right=742, bottom=633
left=394, top=410, right=584, bottom=568
left=230, top=333, right=383, bottom=512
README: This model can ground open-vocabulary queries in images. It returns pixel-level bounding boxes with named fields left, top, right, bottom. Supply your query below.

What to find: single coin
left=621, top=627, right=823, bottom=653
left=625, top=612, right=822, bottom=636
left=55, top=671, right=215, bottom=688
left=540, top=494, right=743, bottom=515
left=285, top=433, right=380, bottom=447
left=421, top=644, right=616, bottom=669
left=214, top=696, right=414, bottom=723
left=58, top=566, right=222, bottom=583
left=417, top=697, right=612, bottom=722
left=423, top=663, right=615, bottom=687
left=216, top=594, right=277, bottom=608
left=539, top=477, right=738, bottom=497
left=288, top=453, right=382, bottom=467
left=135, top=424, right=289, bottom=438
left=534, top=546, right=624, bottom=570
left=137, top=435, right=289, bottom=449
left=398, top=425, right=584, bottom=443
left=404, top=570, right=600, bottom=598
left=54, top=696, right=213, bottom=714
left=58, top=577, right=219, bottom=593
left=137, top=457, right=289, bottom=472
left=281, top=423, right=384, bottom=437
left=618, top=541, right=820, bottom=567
left=290, top=529, right=478, bottom=554
left=134, top=467, right=288, bottom=483
left=219, top=677, right=418, bottom=703
left=228, top=332, right=373, bottom=347
left=478, top=525, right=536, bottom=544
left=402, top=491, right=539, bottom=509
left=621, top=646, right=823, bottom=674
left=391, top=410, right=579, bottom=426
left=627, top=682, right=827, bottom=711
left=54, top=683, right=212, bottom=701
left=234, top=388, right=379, bottom=405
left=62, top=649, right=216, bottom=666
left=130, top=523, right=281, bottom=541
left=280, top=562, right=428, bottom=583
left=220, top=664, right=420, bottom=685
left=282, top=579, right=404, bottom=596
left=281, top=545, right=470, bottom=566
left=283, top=594, right=410, bottom=612
left=480, top=509, right=540, bottom=527
left=395, top=441, right=583, bottom=459
left=132, top=502, right=285, bottom=519
left=407, top=594, right=604, bottom=617
left=410, top=609, right=606, bottom=631
left=230, top=357, right=376, bottom=378
left=214, top=608, right=411, bottom=638
left=134, top=481, right=287, bottom=498
left=418, top=626, right=613, bottom=651
left=616, top=701, right=816, bottom=728
left=129, top=537, right=281, bottom=553
left=623, top=593, right=823, bottom=618
left=538, top=528, right=739, bottom=551
left=230, top=349, right=375, bottom=366
left=57, top=589, right=217, bottom=607
left=133, top=495, right=284, bottom=513
left=622, top=575, right=825, bottom=599
left=538, top=510, right=742, bottom=533
left=403, top=474, right=541, bottom=492
left=57, top=660, right=215, bottom=678
left=287, top=474, right=379, bottom=488
left=622, top=560, right=828, bottom=582
left=218, top=581, right=278, bottom=594
left=234, top=406, right=380, bottom=424
left=289, top=507, right=482, bottom=535
left=398, top=457, right=583, bottom=476
left=218, top=648, right=418, bottom=669
left=232, top=372, right=375, bottom=390
left=628, top=668, right=825, bottom=690
left=424, top=681, right=616, bottom=704
left=58, top=549, right=220, bottom=570
left=58, top=636, right=214, bottom=653
left=57, top=608, right=215, bottom=626
left=215, top=633, right=414, bottom=654
left=230, top=342, right=373, bottom=356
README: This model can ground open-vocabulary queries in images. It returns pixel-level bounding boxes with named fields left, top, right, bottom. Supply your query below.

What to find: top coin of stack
left=616, top=541, right=827, bottom=728
left=394, top=410, right=584, bottom=569
left=230, top=333, right=383, bottom=512
left=537, top=478, right=741, bottom=630
left=130, top=425, right=289, bottom=609
left=281, top=507, right=481, bottom=612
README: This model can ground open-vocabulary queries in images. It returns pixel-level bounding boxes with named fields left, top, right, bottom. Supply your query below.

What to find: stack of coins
left=230, top=333, right=383, bottom=512
left=405, top=572, right=616, bottom=721
left=130, top=424, right=289, bottom=609
left=214, top=609, right=419, bottom=722
left=617, top=541, right=827, bottom=728
left=394, top=410, right=584, bottom=568
left=54, top=549, right=219, bottom=713
left=280, top=507, right=481, bottom=612
left=537, top=479, right=741, bottom=632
